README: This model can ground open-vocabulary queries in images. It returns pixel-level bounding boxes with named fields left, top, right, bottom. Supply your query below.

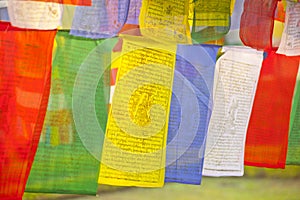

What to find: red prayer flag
left=0, top=22, right=56, bottom=199
left=240, top=0, right=278, bottom=50
left=245, top=51, right=300, bottom=168
left=28, top=0, right=91, bottom=6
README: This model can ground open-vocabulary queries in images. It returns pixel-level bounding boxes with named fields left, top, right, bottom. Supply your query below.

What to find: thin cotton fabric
left=203, top=47, right=264, bottom=176
left=287, top=60, right=300, bottom=165
left=165, top=45, right=218, bottom=184
left=0, top=22, right=56, bottom=200
left=19, top=0, right=91, bottom=6
left=99, top=35, right=176, bottom=187
left=245, top=51, right=299, bottom=168
left=26, top=31, right=113, bottom=194
left=126, top=0, right=141, bottom=25
left=139, top=0, right=191, bottom=43
left=191, top=0, right=232, bottom=44
left=7, top=0, right=63, bottom=30
left=71, top=0, right=130, bottom=38
left=240, top=0, right=278, bottom=50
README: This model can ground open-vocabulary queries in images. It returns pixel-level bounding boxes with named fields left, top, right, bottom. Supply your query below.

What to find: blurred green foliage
left=23, top=165, right=300, bottom=199
left=244, top=165, right=300, bottom=178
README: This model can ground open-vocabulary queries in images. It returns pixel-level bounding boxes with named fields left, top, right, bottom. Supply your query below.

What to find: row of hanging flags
left=0, top=0, right=300, bottom=199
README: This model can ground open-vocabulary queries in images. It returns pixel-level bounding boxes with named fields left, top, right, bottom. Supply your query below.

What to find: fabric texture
left=245, top=51, right=299, bottom=168
left=0, top=22, right=56, bottom=199
left=71, top=0, right=130, bottom=38
left=26, top=31, right=113, bottom=194
left=240, top=0, right=278, bottom=50
left=287, top=58, right=300, bottom=164
left=165, top=44, right=218, bottom=184
left=191, top=0, right=231, bottom=43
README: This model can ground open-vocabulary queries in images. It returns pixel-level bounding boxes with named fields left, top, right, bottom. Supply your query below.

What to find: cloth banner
left=7, top=0, right=63, bottom=30
left=165, top=44, right=218, bottom=184
left=139, top=0, right=191, bottom=43
left=203, top=47, right=264, bottom=176
left=240, top=0, right=278, bottom=50
left=126, top=0, right=142, bottom=25
left=277, top=1, right=300, bottom=56
left=191, top=0, right=232, bottom=44
left=26, top=31, right=113, bottom=194
left=14, top=0, right=91, bottom=6
left=245, top=51, right=299, bottom=168
left=0, top=22, right=56, bottom=200
left=98, top=35, right=176, bottom=187
left=71, top=0, right=130, bottom=38
left=286, top=60, right=300, bottom=165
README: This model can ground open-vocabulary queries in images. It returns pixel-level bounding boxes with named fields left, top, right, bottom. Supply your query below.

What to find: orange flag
left=0, top=22, right=56, bottom=199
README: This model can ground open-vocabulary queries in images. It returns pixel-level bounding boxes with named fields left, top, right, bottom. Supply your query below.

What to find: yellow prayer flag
left=98, top=35, right=177, bottom=187
left=193, top=0, right=231, bottom=27
left=139, top=0, right=191, bottom=43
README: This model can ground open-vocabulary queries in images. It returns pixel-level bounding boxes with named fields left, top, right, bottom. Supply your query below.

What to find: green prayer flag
left=287, top=76, right=300, bottom=165
left=25, top=31, right=116, bottom=194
